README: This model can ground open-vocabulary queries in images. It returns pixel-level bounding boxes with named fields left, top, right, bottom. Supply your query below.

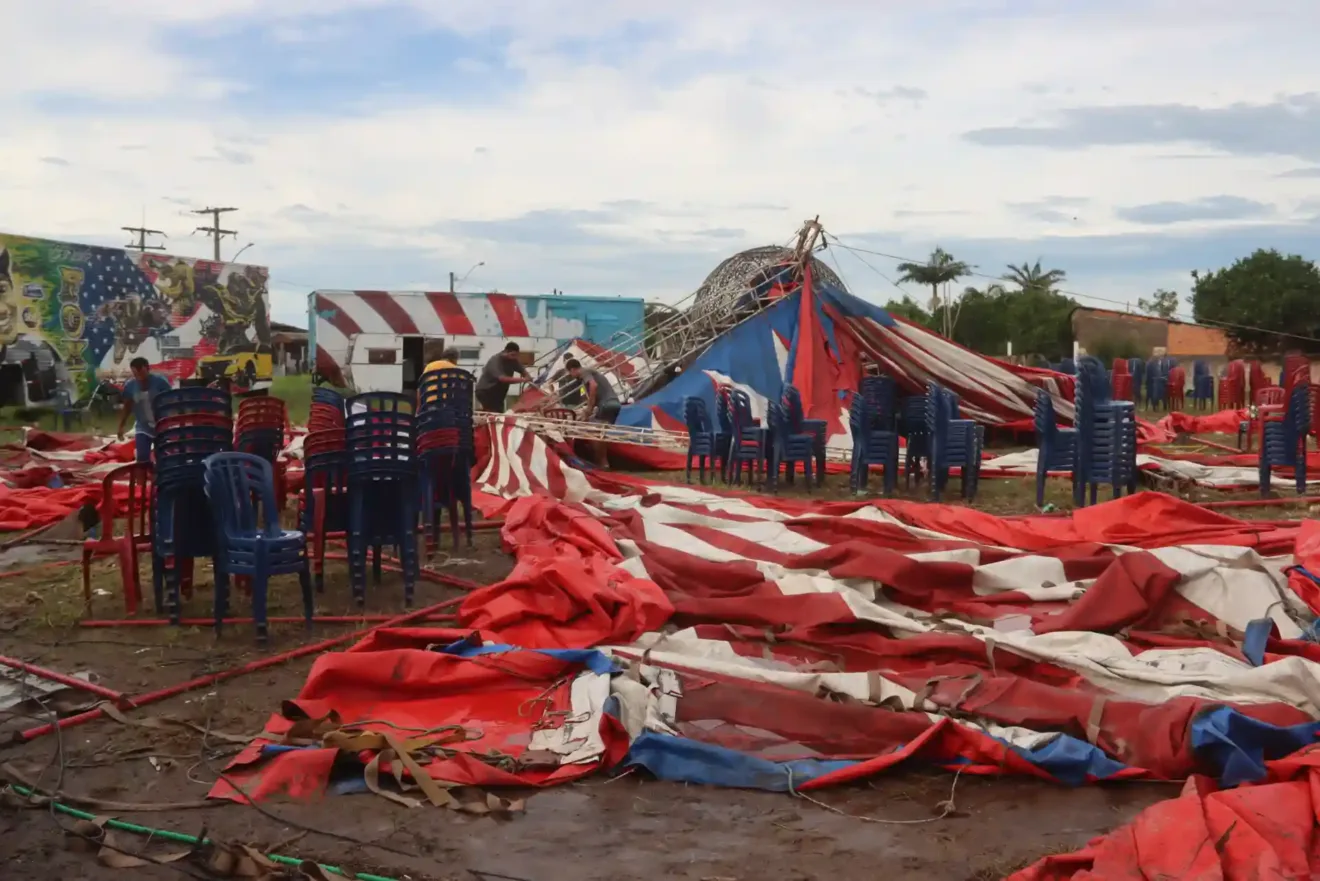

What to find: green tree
left=882, top=297, right=932, bottom=326
left=1191, top=249, right=1320, bottom=353
left=1003, top=259, right=1067, bottom=295
left=1137, top=288, right=1179, bottom=319
left=896, top=247, right=972, bottom=337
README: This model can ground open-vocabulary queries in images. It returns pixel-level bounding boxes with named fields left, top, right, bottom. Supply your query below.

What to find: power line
left=121, top=226, right=166, bottom=253
left=191, top=206, right=238, bottom=261
left=824, top=232, right=1320, bottom=346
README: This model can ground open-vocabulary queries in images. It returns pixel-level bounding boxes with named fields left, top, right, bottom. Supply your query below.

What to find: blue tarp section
left=433, top=638, right=619, bottom=675
left=617, top=295, right=798, bottom=431
left=620, top=730, right=855, bottom=791
left=1008, top=733, right=1130, bottom=785
left=1191, top=705, right=1320, bottom=787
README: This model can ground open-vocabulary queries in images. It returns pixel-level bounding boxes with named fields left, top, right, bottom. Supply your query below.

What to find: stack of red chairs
left=235, top=396, right=289, bottom=509
left=1249, top=361, right=1273, bottom=400
left=309, top=398, right=345, bottom=432
left=1110, top=360, right=1132, bottom=402
left=1166, top=366, right=1186, bottom=410
left=1218, top=359, right=1246, bottom=410
left=300, top=427, right=347, bottom=591
left=1240, top=386, right=1287, bottom=451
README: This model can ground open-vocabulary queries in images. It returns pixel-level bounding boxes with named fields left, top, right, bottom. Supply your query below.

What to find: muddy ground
left=0, top=533, right=1177, bottom=881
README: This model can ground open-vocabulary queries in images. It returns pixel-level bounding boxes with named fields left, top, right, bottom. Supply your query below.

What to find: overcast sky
left=5, top=0, right=1320, bottom=325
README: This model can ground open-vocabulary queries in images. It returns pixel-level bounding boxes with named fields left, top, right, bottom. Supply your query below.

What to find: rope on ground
left=785, top=765, right=965, bottom=826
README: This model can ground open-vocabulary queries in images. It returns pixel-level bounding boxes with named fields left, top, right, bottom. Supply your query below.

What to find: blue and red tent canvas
left=614, top=267, right=1075, bottom=451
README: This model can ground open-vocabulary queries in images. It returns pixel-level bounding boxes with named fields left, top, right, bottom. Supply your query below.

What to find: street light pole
left=450, top=261, right=485, bottom=293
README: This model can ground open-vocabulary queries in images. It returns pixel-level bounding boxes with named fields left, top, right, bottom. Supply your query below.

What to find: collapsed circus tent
left=529, top=262, right=1076, bottom=453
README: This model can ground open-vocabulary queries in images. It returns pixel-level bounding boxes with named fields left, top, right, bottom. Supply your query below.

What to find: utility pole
left=121, top=226, right=167, bottom=252
left=191, top=206, right=238, bottom=261
left=449, top=271, right=455, bottom=294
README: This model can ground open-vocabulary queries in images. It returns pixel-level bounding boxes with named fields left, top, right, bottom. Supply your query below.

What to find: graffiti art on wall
left=0, top=233, right=272, bottom=396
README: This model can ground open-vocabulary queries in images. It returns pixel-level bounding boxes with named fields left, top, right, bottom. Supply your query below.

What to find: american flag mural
left=0, top=233, right=272, bottom=395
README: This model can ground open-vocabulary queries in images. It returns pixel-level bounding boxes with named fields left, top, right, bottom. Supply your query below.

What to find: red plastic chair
left=82, top=463, right=154, bottom=615
left=1166, top=366, right=1186, bottom=411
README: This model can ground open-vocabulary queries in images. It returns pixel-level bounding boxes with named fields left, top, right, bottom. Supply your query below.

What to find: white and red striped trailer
left=309, top=290, right=645, bottom=392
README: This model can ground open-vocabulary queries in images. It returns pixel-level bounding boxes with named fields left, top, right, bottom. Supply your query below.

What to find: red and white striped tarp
left=464, top=417, right=1320, bottom=879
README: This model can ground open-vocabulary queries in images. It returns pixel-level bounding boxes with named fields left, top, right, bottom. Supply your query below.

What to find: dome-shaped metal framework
left=686, top=245, right=847, bottom=327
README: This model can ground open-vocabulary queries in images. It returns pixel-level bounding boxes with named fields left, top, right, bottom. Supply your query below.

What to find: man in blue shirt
left=116, top=357, right=172, bottom=463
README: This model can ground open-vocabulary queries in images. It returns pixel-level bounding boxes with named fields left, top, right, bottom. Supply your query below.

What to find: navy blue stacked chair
left=1033, top=389, right=1077, bottom=507
left=1192, top=360, right=1215, bottom=410
left=781, top=386, right=827, bottom=487
left=345, top=392, right=418, bottom=606
left=150, top=388, right=234, bottom=622
left=1074, top=358, right=1137, bottom=506
left=924, top=384, right=982, bottom=502
left=848, top=392, right=899, bottom=496
left=1128, top=358, right=1146, bottom=407
left=417, top=368, right=476, bottom=550
left=203, top=452, right=311, bottom=643
left=726, top=389, right=766, bottom=487
left=682, top=396, right=722, bottom=485
left=1058, top=358, right=1077, bottom=376
left=766, top=400, right=815, bottom=492
left=1258, top=383, right=1310, bottom=497
left=715, top=388, right=735, bottom=483
left=898, top=394, right=929, bottom=487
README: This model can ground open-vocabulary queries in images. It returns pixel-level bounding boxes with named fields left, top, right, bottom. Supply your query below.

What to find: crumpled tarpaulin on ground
left=217, top=419, right=1320, bottom=881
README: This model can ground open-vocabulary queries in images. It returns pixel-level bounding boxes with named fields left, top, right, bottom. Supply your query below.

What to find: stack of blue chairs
left=726, top=389, right=766, bottom=486
left=345, top=392, right=419, bottom=606
left=766, top=400, right=815, bottom=492
left=1192, top=360, right=1215, bottom=409
left=1058, top=358, right=1077, bottom=376
left=203, top=452, right=311, bottom=643
left=1033, top=389, right=1077, bottom=507
left=1074, top=358, right=1137, bottom=506
left=1258, top=383, right=1310, bottom=497
left=924, top=383, right=983, bottom=501
left=417, top=368, right=476, bottom=550
left=898, top=395, right=929, bottom=487
left=1128, top=358, right=1146, bottom=407
left=848, top=384, right=899, bottom=496
left=301, top=428, right=347, bottom=593
left=150, top=387, right=233, bottom=622
left=715, top=389, right=735, bottom=482
left=782, top=386, right=827, bottom=487
left=682, top=396, right=724, bottom=485
left=1144, top=356, right=1175, bottom=410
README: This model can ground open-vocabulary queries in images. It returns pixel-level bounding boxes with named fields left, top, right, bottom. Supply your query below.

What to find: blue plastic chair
left=924, top=384, right=982, bottom=501
left=345, top=408, right=418, bottom=605
left=715, top=389, right=735, bottom=483
left=848, top=393, right=899, bottom=496
left=1259, top=384, right=1309, bottom=497
left=682, top=397, right=722, bottom=485
left=1034, top=389, right=1077, bottom=507
left=203, top=452, right=311, bottom=643
left=1058, top=358, right=1076, bottom=376
left=782, top=386, right=827, bottom=487
left=898, top=395, right=929, bottom=487
left=151, top=422, right=232, bottom=620
left=1073, top=358, right=1137, bottom=506
left=726, top=389, right=765, bottom=487
left=154, top=387, right=232, bottom=421
left=302, top=446, right=348, bottom=592
left=766, top=400, right=814, bottom=492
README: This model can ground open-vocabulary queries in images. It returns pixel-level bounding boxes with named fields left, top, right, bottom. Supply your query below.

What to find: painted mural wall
left=0, top=233, right=272, bottom=396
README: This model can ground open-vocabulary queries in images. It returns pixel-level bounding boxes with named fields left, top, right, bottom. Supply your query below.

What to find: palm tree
left=895, top=247, right=971, bottom=337
left=1003, top=260, right=1067, bottom=294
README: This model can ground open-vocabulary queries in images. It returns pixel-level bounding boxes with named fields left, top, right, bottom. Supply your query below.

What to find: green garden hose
left=8, top=784, right=401, bottom=881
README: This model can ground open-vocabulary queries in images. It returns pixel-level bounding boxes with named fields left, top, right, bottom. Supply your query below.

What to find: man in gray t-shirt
left=565, top=357, right=619, bottom=468
left=475, top=341, right=531, bottom=411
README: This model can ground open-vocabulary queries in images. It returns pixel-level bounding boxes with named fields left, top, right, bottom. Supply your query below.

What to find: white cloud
left=4, top=0, right=1320, bottom=326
